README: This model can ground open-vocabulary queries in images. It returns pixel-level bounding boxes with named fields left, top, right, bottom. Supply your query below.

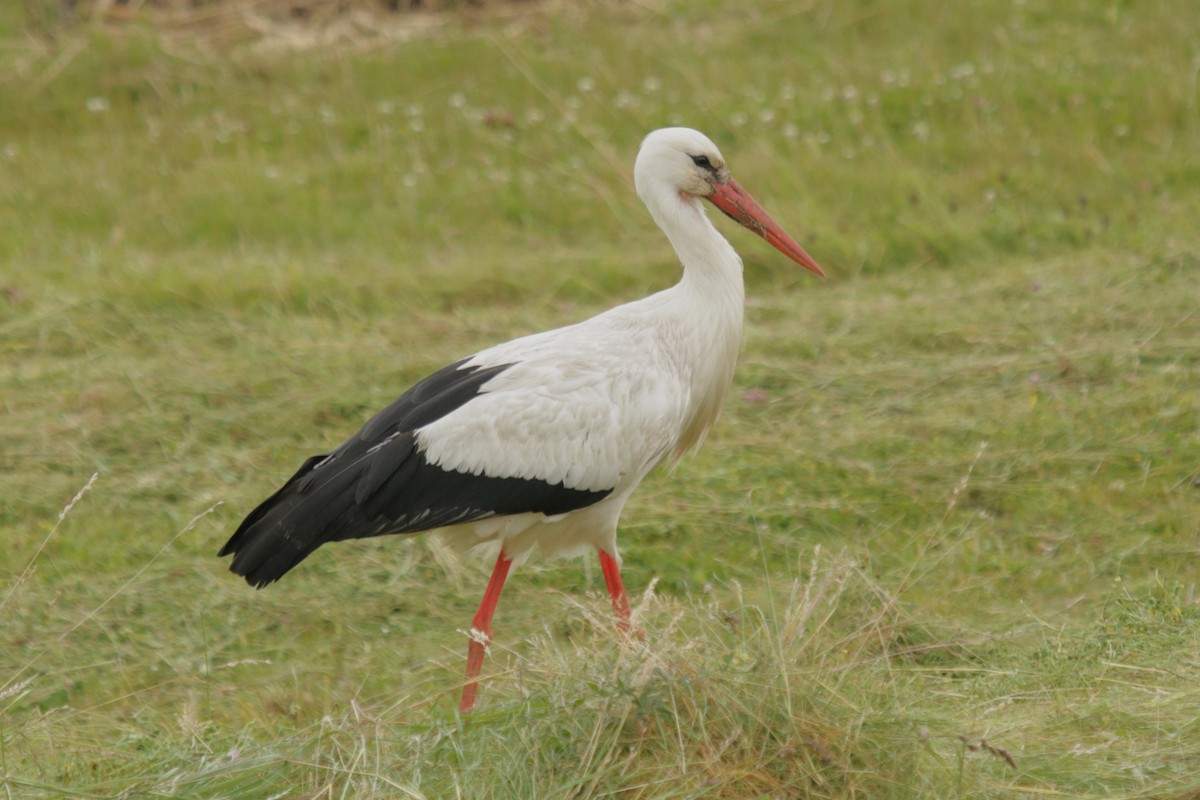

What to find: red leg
left=460, top=551, right=513, bottom=713
left=598, top=548, right=632, bottom=631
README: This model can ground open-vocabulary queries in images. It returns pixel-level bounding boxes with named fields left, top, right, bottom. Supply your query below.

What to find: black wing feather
left=219, top=359, right=612, bottom=588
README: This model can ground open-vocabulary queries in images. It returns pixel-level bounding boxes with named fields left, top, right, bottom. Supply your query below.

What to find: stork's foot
left=598, top=548, right=644, bottom=641
left=460, top=552, right=513, bottom=713
left=460, top=629, right=490, bottom=713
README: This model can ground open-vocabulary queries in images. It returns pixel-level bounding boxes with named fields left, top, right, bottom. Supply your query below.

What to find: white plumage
left=220, top=127, right=825, bottom=712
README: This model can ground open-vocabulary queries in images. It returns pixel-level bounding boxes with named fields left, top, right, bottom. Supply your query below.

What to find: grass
left=2, top=0, right=1199, bottom=796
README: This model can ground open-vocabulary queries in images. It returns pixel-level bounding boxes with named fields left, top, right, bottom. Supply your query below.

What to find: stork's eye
left=691, top=154, right=714, bottom=170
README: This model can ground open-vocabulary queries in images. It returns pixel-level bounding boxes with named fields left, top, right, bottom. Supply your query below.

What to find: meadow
left=1, top=0, right=1198, bottom=796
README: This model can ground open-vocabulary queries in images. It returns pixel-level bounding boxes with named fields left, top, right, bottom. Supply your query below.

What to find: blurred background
left=1, top=1, right=1198, bottom=797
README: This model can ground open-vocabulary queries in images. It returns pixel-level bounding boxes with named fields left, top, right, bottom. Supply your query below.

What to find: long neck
left=642, top=186, right=745, bottom=305
left=641, top=184, right=746, bottom=458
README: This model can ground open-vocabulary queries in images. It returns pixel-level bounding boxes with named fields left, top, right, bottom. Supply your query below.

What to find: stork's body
left=219, top=128, right=824, bottom=711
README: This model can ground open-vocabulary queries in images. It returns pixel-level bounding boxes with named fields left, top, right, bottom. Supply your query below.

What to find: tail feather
left=219, top=453, right=333, bottom=587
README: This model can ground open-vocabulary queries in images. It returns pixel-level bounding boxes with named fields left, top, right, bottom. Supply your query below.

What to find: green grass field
left=2, top=0, right=1199, bottom=796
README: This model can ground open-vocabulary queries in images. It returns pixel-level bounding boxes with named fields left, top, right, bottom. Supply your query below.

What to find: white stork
left=219, top=127, right=825, bottom=712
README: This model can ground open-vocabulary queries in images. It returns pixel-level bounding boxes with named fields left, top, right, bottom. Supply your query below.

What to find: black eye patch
left=690, top=154, right=717, bottom=172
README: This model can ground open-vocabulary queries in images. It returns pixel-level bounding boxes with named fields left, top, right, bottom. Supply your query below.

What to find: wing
left=218, top=358, right=614, bottom=588
left=418, top=348, right=687, bottom=493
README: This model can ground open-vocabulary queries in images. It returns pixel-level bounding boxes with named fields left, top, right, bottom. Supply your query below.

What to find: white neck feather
left=641, top=184, right=744, bottom=298
left=639, top=182, right=745, bottom=459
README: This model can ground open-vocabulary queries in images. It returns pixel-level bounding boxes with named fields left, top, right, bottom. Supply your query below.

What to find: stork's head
left=634, top=127, right=731, bottom=199
left=634, top=127, right=825, bottom=277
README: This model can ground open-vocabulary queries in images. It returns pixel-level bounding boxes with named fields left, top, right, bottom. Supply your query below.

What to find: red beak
left=705, top=179, right=826, bottom=278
